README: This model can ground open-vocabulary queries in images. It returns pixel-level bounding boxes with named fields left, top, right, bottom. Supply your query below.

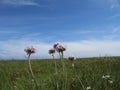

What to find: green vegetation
left=0, top=57, right=120, bottom=90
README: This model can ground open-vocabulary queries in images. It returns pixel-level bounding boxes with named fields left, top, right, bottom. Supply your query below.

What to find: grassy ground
left=0, top=57, right=120, bottom=90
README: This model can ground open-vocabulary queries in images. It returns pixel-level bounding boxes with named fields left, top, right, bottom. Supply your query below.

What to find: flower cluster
left=53, top=42, right=66, bottom=53
left=68, top=55, right=76, bottom=61
left=102, top=74, right=113, bottom=84
left=24, top=46, right=36, bottom=55
left=49, top=48, right=55, bottom=55
left=102, top=75, right=110, bottom=79
left=24, top=46, right=38, bottom=89
left=86, top=86, right=91, bottom=90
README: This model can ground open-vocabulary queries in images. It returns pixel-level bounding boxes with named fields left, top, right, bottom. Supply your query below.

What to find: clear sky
left=0, top=0, right=120, bottom=59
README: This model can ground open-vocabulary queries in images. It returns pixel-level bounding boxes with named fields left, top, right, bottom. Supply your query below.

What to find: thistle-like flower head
left=53, top=42, right=60, bottom=49
left=49, top=48, right=55, bottom=54
left=56, top=44, right=66, bottom=52
left=53, top=42, right=66, bottom=52
left=24, top=46, right=36, bottom=55
left=68, top=55, right=76, bottom=61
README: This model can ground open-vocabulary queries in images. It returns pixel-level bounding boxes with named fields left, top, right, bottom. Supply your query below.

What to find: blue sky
left=0, top=0, right=120, bottom=59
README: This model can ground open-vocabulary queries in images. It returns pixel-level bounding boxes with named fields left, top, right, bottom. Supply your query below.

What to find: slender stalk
left=28, top=55, right=38, bottom=90
left=52, top=54, right=59, bottom=90
left=61, top=51, right=65, bottom=72
left=61, top=51, right=67, bottom=90
left=58, top=52, right=61, bottom=60
left=52, top=54, right=57, bottom=74
left=77, top=76, right=85, bottom=90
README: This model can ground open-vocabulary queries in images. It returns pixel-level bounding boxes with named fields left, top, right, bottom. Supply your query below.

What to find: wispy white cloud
left=0, top=0, right=39, bottom=6
left=0, top=36, right=120, bottom=59
left=0, top=24, right=120, bottom=59
left=64, top=40, right=120, bottom=58
left=0, top=39, right=51, bottom=59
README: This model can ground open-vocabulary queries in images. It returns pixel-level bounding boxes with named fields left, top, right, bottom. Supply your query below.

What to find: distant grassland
left=0, top=57, right=120, bottom=90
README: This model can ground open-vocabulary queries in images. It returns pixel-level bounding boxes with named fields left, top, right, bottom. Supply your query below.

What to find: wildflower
left=53, top=42, right=67, bottom=60
left=55, top=44, right=66, bottom=52
left=24, top=46, right=38, bottom=90
left=53, top=42, right=60, bottom=49
left=102, top=75, right=110, bottom=79
left=72, top=63, right=74, bottom=67
left=53, top=42, right=66, bottom=52
left=53, top=42, right=67, bottom=76
left=24, top=46, right=36, bottom=55
left=49, top=48, right=55, bottom=60
left=86, top=86, right=91, bottom=90
left=105, top=75, right=110, bottom=78
left=68, top=55, right=76, bottom=61
left=108, top=80, right=113, bottom=84
left=102, top=75, right=105, bottom=79
left=49, top=48, right=55, bottom=55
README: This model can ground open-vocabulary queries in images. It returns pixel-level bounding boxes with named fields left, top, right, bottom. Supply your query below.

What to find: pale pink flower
left=49, top=48, right=55, bottom=54
left=53, top=42, right=60, bottom=49
left=68, top=55, right=76, bottom=61
left=53, top=42, right=66, bottom=52
left=24, top=46, right=36, bottom=55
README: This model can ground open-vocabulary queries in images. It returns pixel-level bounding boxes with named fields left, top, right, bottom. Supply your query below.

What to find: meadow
left=0, top=57, right=120, bottom=90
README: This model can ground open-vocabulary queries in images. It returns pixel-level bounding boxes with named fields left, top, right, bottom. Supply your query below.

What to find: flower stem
left=52, top=54, right=59, bottom=90
left=52, top=54, right=57, bottom=74
left=61, top=51, right=67, bottom=90
left=28, top=55, right=38, bottom=90
left=61, top=52, right=65, bottom=72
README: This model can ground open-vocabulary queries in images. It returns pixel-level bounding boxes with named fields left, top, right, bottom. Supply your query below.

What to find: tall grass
left=0, top=57, right=120, bottom=90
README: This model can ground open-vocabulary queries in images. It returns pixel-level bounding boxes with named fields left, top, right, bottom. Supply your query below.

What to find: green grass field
left=0, top=57, right=120, bottom=90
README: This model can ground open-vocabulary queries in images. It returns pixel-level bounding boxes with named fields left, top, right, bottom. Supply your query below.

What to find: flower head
left=56, top=44, right=66, bottom=52
left=49, top=48, right=55, bottom=54
left=68, top=55, right=76, bottom=61
left=108, top=80, right=113, bottom=84
left=86, top=86, right=91, bottom=90
left=24, top=46, right=36, bottom=55
left=105, top=75, right=110, bottom=78
left=102, top=75, right=110, bottom=79
left=53, top=42, right=66, bottom=52
left=53, top=42, right=60, bottom=49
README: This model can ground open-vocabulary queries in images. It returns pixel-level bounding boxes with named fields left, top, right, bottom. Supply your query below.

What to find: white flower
left=109, top=80, right=113, bottom=84
left=102, top=75, right=105, bottom=79
left=86, top=86, right=91, bottom=90
left=72, top=63, right=74, bottom=67
left=105, top=75, right=110, bottom=78
left=102, top=75, right=110, bottom=79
